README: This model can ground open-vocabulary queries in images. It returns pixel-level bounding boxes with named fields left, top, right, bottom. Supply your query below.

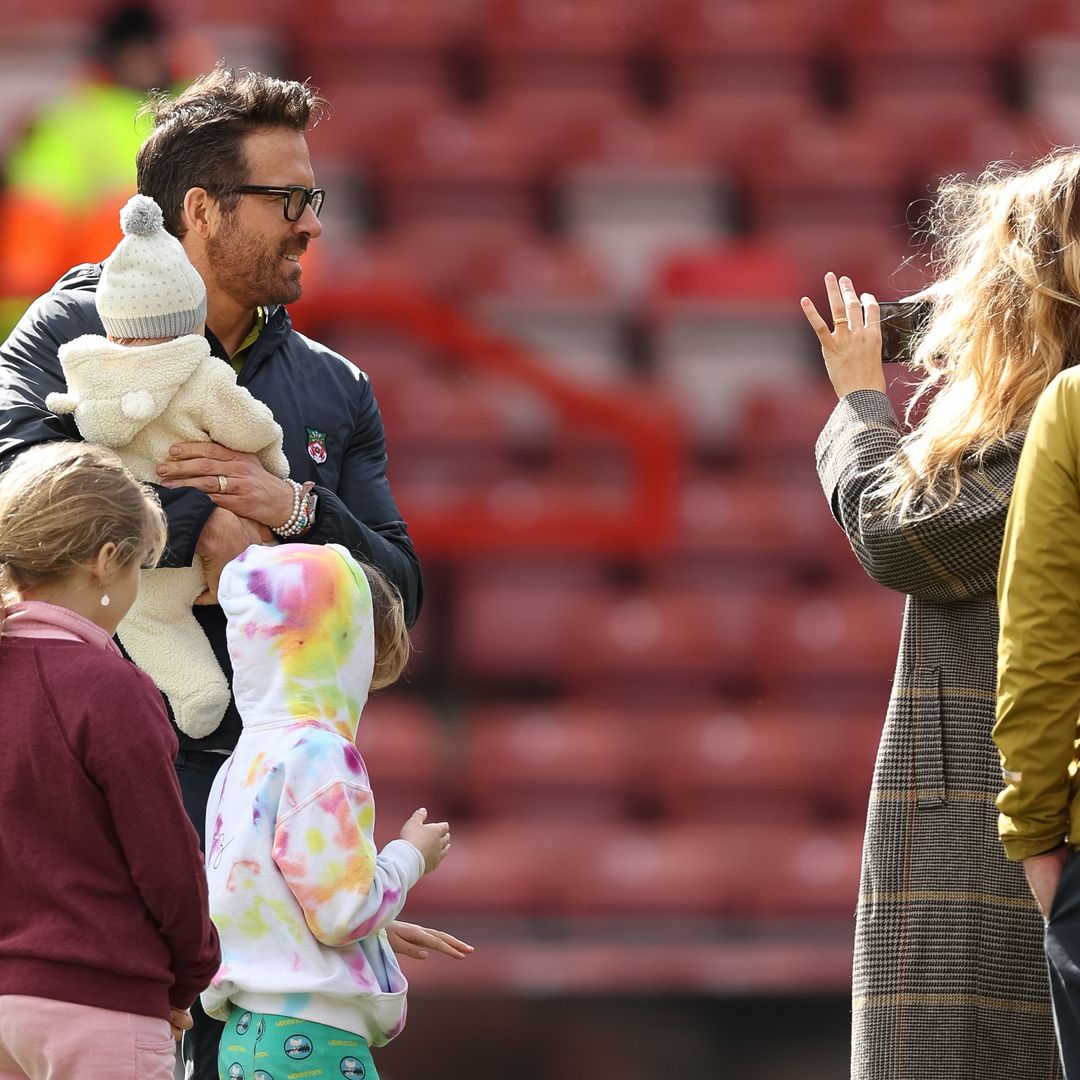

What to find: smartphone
left=879, top=300, right=931, bottom=364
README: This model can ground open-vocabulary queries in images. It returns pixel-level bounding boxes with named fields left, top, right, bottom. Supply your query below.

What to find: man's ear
left=181, top=187, right=214, bottom=239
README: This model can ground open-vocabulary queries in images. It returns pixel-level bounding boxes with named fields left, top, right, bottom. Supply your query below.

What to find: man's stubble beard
left=207, top=213, right=305, bottom=309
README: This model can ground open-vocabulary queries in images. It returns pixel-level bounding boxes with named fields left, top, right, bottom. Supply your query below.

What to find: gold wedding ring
left=217, top=474, right=228, bottom=493
left=834, top=316, right=849, bottom=326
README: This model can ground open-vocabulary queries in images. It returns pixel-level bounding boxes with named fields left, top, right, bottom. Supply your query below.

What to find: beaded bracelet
left=272, top=480, right=317, bottom=538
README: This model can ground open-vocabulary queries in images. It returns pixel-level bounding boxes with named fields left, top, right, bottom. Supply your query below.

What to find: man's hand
left=386, top=920, right=474, bottom=961
left=1023, top=845, right=1071, bottom=919
left=157, top=441, right=295, bottom=528
left=169, top=1008, right=193, bottom=1041
left=193, top=508, right=276, bottom=605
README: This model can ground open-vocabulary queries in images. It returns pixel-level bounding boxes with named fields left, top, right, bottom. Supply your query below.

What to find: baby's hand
left=400, top=807, right=451, bottom=875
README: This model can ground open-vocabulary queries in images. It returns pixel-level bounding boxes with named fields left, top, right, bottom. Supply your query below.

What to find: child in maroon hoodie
left=0, top=442, right=220, bottom=1080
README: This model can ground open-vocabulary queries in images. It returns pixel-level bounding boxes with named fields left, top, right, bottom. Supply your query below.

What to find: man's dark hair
left=136, top=63, right=329, bottom=237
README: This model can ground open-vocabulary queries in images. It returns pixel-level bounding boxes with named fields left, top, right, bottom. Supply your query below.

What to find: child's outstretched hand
left=400, top=807, right=451, bottom=875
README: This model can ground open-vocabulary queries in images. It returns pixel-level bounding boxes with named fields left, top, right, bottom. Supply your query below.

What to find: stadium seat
left=657, top=0, right=823, bottom=104
left=649, top=700, right=880, bottom=822
left=557, top=583, right=777, bottom=692
left=469, top=239, right=627, bottom=385
left=753, top=588, right=905, bottom=692
left=376, top=106, right=543, bottom=234
left=306, top=79, right=452, bottom=168
left=358, top=695, right=444, bottom=847
left=744, top=114, right=910, bottom=236
left=287, top=0, right=464, bottom=84
left=556, top=821, right=733, bottom=917
left=459, top=701, right=637, bottom=821
left=559, top=110, right=730, bottom=298
left=648, top=296, right=816, bottom=448
left=404, top=821, right=555, bottom=918
left=481, top=0, right=642, bottom=104
left=670, top=468, right=853, bottom=581
left=840, top=1, right=1005, bottom=110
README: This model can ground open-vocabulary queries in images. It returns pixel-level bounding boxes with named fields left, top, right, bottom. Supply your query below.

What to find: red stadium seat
left=558, top=583, right=775, bottom=692
left=556, top=821, right=733, bottom=917
left=753, top=588, right=904, bottom=691
left=649, top=295, right=817, bottom=448
left=657, top=0, right=822, bottom=103
left=469, top=239, right=627, bottom=385
left=376, top=107, right=542, bottom=233
left=358, top=695, right=444, bottom=847
left=482, top=0, right=642, bottom=104
left=287, top=0, right=464, bottom=83
left=403, top=821, right=554, bottom=917
left=670, top=468, right=854, bottom=580
left=306, top=80, right=452, bottom=168
left=840, top=2, right=1005, bottom=110
left=745, top=114, right=909, bottom=235
left=554, top=820, right=862, bottom=918
left=654, top=240, right=805, bottom=303
left=650, top=700, right=880, bottom=822
left=460, top=701, right=637, bottom=821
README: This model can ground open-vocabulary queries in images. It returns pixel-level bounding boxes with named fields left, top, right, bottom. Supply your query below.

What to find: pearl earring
left=100, top=593, right=111, bottom=608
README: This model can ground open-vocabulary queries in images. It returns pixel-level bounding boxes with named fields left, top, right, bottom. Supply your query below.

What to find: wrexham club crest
left=306, top=427, right=327, bottom=464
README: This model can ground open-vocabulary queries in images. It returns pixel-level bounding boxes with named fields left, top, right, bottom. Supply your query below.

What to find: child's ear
left=91, top=542, right=119, bottom=586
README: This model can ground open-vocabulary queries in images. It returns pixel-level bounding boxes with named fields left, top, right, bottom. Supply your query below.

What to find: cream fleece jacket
left=46, top=333, right=290, bottom=737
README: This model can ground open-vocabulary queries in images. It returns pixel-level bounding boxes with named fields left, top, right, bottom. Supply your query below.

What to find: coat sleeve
left=298, top=378, right=422, bottom=627
left=272, top=772, right=425, bottom=949
left=994, top=372, right=1080, bottom=861
left=82, top=665, right=221, bottom=1008
left=0, top=288, right=215, bottom=568
left=815, top=389, right=1021, bottom=603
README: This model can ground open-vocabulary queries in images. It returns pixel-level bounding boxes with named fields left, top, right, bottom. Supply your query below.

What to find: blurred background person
left=0, top=2, right=176, bottom=300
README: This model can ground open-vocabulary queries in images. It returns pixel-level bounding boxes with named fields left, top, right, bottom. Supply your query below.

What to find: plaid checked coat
left=816, top=390, right=1060, bottom=1080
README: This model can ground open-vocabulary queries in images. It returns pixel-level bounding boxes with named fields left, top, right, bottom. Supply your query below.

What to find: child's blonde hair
left=876, top=147, right=1080, bottom=520
left=363, top=563, right=411, bottom=692
left=0, top=442, right=167, bottom=600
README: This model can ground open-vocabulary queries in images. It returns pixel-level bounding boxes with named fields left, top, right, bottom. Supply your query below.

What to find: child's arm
left=84, top=667, right=221, bottom=1009
left=272, top=778, right=427, bottom=948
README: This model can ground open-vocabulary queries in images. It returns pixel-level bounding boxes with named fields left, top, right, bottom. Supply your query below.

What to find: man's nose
left=295, top=201, right=323, bottom=239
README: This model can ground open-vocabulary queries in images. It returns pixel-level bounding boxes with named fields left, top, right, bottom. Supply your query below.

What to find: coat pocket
left=912, top=665, right=946, bottom=808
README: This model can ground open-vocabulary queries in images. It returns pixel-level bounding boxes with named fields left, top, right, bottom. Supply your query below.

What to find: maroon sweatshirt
left=0, top=631, right=220, bottom=1019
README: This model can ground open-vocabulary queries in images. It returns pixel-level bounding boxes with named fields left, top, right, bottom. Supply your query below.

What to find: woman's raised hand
left=801, top=272, right=886, bottom=400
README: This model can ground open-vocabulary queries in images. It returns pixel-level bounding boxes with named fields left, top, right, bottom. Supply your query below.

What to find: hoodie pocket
left=912, top=666, right=946, bottom=809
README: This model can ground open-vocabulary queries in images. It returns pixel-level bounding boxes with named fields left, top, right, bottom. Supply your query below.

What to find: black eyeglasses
left=232, top=184, right=325, bottom=221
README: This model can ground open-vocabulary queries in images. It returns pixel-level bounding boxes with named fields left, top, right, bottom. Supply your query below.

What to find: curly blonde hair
left=877, top=148, right=1080, bottom=520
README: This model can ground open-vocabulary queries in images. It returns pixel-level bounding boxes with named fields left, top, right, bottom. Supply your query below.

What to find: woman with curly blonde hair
left=801, top=149, right=1080, bottom=1080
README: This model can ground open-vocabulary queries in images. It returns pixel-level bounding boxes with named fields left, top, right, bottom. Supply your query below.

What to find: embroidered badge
left=306, top=427, right=327, bottom=464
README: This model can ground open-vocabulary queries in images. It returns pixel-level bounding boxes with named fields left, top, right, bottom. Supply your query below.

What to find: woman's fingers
left=823, top=271, right=847, bottom=323
left=800, top=296, right=832, bottom=344
left=838, top=275, right=865, bottom=327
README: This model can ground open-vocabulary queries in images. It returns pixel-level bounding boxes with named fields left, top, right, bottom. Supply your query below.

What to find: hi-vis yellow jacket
left=996, top=367, right=1080, bottom=860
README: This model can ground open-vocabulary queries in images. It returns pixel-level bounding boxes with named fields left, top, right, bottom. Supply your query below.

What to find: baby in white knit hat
left=46, top=193, right=289, bottom=739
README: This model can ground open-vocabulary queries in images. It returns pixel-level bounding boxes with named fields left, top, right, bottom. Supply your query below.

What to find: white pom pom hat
left=96, top=194, right=207, bottom=340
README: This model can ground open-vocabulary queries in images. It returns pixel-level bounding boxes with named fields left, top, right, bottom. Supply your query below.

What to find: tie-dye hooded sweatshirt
left=201, top=543, right=425, bottom=1045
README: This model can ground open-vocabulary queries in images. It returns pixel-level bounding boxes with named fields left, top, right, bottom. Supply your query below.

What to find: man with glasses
left=0, top=64, right=466, bottom=1080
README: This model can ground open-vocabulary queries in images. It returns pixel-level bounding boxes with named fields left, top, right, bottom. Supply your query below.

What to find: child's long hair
left=363, top=563, right=411, bottom=692
left=876, top=148, right=1080, bottom=520
left=0, top=442, right=167, bottom=611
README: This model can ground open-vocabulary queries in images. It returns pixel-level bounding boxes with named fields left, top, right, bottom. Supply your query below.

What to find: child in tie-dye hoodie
left=202, top=543, right=450, bottom=1080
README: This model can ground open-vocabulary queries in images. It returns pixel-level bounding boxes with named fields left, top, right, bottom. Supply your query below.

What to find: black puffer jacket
left=0, top=263, right=422, bottom=753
